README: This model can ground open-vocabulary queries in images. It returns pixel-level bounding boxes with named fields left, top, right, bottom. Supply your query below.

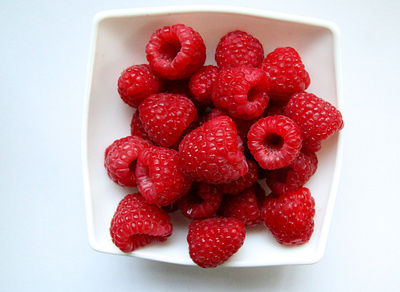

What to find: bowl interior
left=83, top=6, right=342, bottom=267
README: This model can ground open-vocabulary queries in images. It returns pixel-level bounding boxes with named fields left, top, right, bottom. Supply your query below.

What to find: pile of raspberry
left=105, top=24, right=344, bottom=268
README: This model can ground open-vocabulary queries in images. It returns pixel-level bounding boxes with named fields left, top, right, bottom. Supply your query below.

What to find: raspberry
left=117, top=64, right=163, bottom=108
left=218, top=183, right=265, bottom=227
left=110, top=193, right=173, bottom=253
left=259, top=47, right=310, bottom=101
left=265, top=150, right=318, bottom=195
left=247, top=115, right=303, bottom=170
left=218, top=159, right=259, bottom=195
left=138, top=93, right=198, bottom=148
left=215, top=30, right=264, bottom=69
left=187, top=217, right=246, bottom=268
left=145, top=24, right=206, bottom=80
left=198, top=107, right=260, bottom=153
left=261, top=187, right=315, bottom=246
left=188, top=65, right=219, bottom=106
left=284, top=92, right=344, bottom=147
left=135, top=146, right=192, bottom=207
left=177, top=182, right=223, bottom=219
left=212, top=65, right=270, bottom=120
left=130, top=110, right=150, bottom=140
left=178, top=116, right=248, bottom=184
left=104, top=135, right=153, bottom=187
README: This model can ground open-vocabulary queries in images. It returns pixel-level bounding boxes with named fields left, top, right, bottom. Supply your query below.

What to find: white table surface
left=1, top=0, right=399, bottom=291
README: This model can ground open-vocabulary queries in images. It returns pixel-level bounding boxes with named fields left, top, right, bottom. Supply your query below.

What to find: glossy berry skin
left=212, top=65, right=270, bottom=120
left=247, top=115, right=303, bottom=170
left=189, top=65, right=219, bottom=106
left=218, top=183, right=265, bottom=227
left=265, top=150, right=318, bottom=195
left=215, top=30, right=264, bottom=69
left=284, top=92, right=344, bottom=146
left=145, top=24, right=206, bottom=80
left=259, top=47, right=310, bottom=101
left=261, top=187, right=315, bottom=246
left=117, top=64, right=163, bottom=108
left=110, top=193, right=173, bottom=253
left=177, top=182, right=223, bottom=219
left=178, top=116, right=248, bottom=184
left=218, top=159, right=259, bottom=195
left=138, top=93, right=198, bottom=148
left=104, top=135, right=153, bottom=187
left=135, top=146, right=192, bottom=207
left=187, top=217, right=246, bottom=268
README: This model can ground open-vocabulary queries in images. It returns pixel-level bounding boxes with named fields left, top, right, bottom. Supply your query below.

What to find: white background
left=1, top=0, right=399, bottom=291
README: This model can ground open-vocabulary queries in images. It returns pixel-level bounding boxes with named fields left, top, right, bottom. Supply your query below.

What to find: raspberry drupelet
left=212, top=65, right=270, bottom=120
left=110, top=193, right=173, bottom=253
left=247, top=115, right=303, bottom=170
left=187, top=217, right=246, bottom=268
left=215, top=30, right=264, bottom=69
left=117, top=64, right=163, bottom=108
left=145, top=24, right=206, bottom=80
left=104, top=135, right=153, bottom=187
left=178, top=116, right=248, bottom=184
left=261, top=187, right=315, bottom=246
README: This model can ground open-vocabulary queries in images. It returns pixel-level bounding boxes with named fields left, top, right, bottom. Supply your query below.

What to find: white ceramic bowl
left=82, top=5, right=343, bottom=267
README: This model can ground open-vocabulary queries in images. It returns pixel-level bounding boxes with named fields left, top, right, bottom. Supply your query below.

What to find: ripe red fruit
left=187, top=217, right=246, bottom=268
left=261, top=187, right=315, bottom=246
left=215, top=30, right=264, bottom=69
left=104, top=135, right=153, bottom=187
left=135, top=146, right=192, bottom=207
left=178, top=116, right=248, bottom=184
left=177, top=182, right=223, bottom=219
left=259, top=47, right=310, bottom=101
left=218, top=159, right=259, bottom=196
left=138, top=93, right=198, bottom=148
left=145, top=24, right=206, bottom=80
left=218, top=183, right=265, bottom=226
left=110, top=193, right=173, bottom=253
left=284, top=92, right=344, bottom=148
left=117, top=64, right=163, bottom=108
left=247, top=115, right=303, bottom=170
left=212, top=65, right=270, bottom=120
left=265, top=150, right=318, bottom=195
left=188, top=65, right=219, bottom=106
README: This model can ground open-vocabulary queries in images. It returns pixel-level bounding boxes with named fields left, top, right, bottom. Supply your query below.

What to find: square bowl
left=82, top=5, right=343, bottom=267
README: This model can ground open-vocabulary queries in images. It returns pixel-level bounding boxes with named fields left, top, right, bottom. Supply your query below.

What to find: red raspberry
left=218, top=159, right=259, bottom=195
left=259, top=47, right=310, bottom=101
left=198, top=107, right=260, bottom=153
left=138, top=93, right=198, bottom=148
left=218, top=183, right=265, bottom=227
left=135, top=146, right=192, bottom=207
left=261, top=187, right=315, bottom=246
left=110, top=193, right=173, bottom=253
left=104, top=135, right=153, bottom=187
left=178, top=116, right=248, bottom=184
left=212, top=65, right=270, bottom=120
left=145, top=24, right=206, bottom=80
left=284, top=92, right=344, bottom=147
left=248, top=115, right=303, bottom=170
left=188, top=65, right=219, bottom=106
left=265, top=150, right=318, bottom=195
left=130, top=110, right=150, bottom=140
left=187, top=217, right=246, bottom=268
left=177, top=182, right=223, bottom=219
left=117, top=64, right=163, bottom=108
left=215, top=30, right=264, bottom=69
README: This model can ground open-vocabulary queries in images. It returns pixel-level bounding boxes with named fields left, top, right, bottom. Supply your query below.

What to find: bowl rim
left=81, top=5, right=344, bottom=267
